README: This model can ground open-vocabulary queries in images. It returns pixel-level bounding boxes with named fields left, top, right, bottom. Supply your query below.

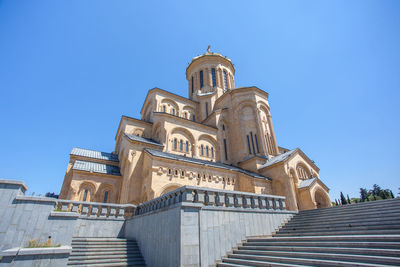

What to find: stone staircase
left=67, top=237, right=146, bottom=266
left=218, top=198, right=400, bottom=266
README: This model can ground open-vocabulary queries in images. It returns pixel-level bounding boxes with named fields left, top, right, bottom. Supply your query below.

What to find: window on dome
left=223, top=70, right=228, bottom=89
left=200, top=70, right=204, bottom=88
left=211, top=147, right=214, bottom=158
left=162, top=106, right=166, bottom=112
left=179, top=140, right=183, bottom=151
left=206, top=146, right=209, bottom=157
left=185, top=141, right=189, bottom=152
left=173, top=138, right=177, bottom=150
left=211, top=68, right=216, bottom=87
left=223, top=139, right=228, bottom=160
left=200, top=145, right=204, bottom=156
left=172, top=108, right=175, bottom=115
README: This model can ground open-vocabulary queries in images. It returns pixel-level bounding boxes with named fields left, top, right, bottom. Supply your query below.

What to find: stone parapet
left=135, top=185, right=286, bottom=216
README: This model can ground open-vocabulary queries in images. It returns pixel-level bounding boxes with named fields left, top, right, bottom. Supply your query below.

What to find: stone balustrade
left=135, top=186, right=286, bottom=215
left=15, top=196, right=136, bottom=219
left=55, top=199, right=136, bottom=219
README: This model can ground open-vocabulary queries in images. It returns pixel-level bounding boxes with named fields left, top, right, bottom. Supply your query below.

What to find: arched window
left=184, top=112, right=187, bottom=119
left=185, top=141, right=189, bottom=152
left=171, top=108, right=175, bottom=116
left=255, top=134, right=260, bottom=153
left=223, top=70, right=228, bottom=89
left=168, top=168, right=172, bottom=175
left=181, top=170, right=185, bottom=177
left=200, top=70, right=204, bottom=88
left=200, top=145, right=204, bottom=156
left=211, top=147, right=214, bottom=158
left=173, top=138, right=177, bottom=150
left=206, top=146, right=209, bottom=157
left=222, top=124, right=225, bottom=131
left=223, top=139, right=228, bottom=160
left=192, top=114, right=195, bottom=121
left=211, top=68, right=216, bottom=87
left=103, top=191, right=109, bottom=203
left=205, top=102, right=209, bottom=117
left=162, top=105, right=166, bottom=112
left=82, top=189, right=88, bottom=202
left=191, top=76, right=194, bottom=93
left=247, top=135, right=252, bottom=154
left=179, top=139, right=183, bottom=151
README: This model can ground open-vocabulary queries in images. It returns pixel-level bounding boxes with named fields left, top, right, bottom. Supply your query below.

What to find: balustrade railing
left=55, top=199, right=136, bottom=219
left=135, top=186, right=286, bottom=215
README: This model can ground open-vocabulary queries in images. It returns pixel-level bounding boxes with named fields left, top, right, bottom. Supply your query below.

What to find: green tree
left=360, top=188, right=368, bottom=202
left=335, top=199, right=339, bottom=206
left=340, top=192, right=347, bottom=205
left=390, top=190, right=395, bottom=199
left=347, top=194, right=351, bottom=204
left=372, top=184, right=382, bottom=197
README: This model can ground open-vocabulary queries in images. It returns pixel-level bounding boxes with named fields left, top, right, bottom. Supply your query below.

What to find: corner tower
left=186, top=49, right=235, bottom=121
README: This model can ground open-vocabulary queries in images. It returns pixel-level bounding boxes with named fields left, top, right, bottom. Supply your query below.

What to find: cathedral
left=59, top=50, right=331, bottom=211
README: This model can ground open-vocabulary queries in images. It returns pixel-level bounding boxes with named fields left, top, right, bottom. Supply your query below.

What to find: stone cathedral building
left=59, top=50, right=331, bottom=211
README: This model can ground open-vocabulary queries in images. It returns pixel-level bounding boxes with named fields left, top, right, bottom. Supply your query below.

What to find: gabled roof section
left=259, top=149, right=298, bottom=169
left=72, top=160, right=121, bottom=176
left=298, top=178, right=316, bottom=189
left=115, top=115, right=152, bottom=141
left=125, top=133, right=164, bottom=147
left=140, top=87, right=198, bottom=115
left=145, top=149, right=271, bottom=181
left=71, top=148, right=119, bottom=162
left=298, top=177, right=330, bottom=191
left=259, top=148, right=319, bottom=172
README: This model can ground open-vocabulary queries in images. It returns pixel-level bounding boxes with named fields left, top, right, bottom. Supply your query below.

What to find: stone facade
left=59, top=51, right=331, bottom=211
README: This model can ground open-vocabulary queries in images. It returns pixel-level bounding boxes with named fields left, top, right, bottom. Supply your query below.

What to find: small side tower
left=186, top=48, right=235, bottom=121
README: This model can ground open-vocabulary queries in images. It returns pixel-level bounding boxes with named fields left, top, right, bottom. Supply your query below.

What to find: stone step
left=72, top=247, right=140, bottom=253
left=71, top=245, right=140, bottom=250
left=247, top=235, right=400, bottom=242
left=231, top=249, right=400, bottom=265
left=243, top=241, right=400, bottom=249
left=284, top=216, right=400, bottom=228
left=218, top=258, right=305, bottom=267
left=238, top=245, right=400, bottom=257
left=72, top=240, right=137, bottom=244
left=278, top=224, right=400, bottom=234
left=300, top=199, right=400, bottom=214
left=274, top=229, right=400, bottom=237
left=71, top=242, right=137, bottom=246
left=67, top=257, right=145, bottom=265
left=69, top=253, right=143, bottom=261
left=69, top=264, right=145, bottom=267
left=70, top=251, right=143, bottom=257
left=299, top=204, right=400, bottom=217
left=226, top=253, right=396, bottom=267
left=292, top=207, right=400, bottom=221
left=72, top=237, right=130, bottom=242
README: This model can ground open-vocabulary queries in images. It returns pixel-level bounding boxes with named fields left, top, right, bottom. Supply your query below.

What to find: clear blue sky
left=1, top=1, right=399, bottom=201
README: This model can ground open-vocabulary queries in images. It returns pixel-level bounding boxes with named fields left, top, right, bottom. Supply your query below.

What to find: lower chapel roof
left=125, top=134, right=164, bottom=147
left=145, top=149, right=271, bottom=181
left=72, top=160, right=121, bottom=176
left=71, top=147, right=119, bottom=162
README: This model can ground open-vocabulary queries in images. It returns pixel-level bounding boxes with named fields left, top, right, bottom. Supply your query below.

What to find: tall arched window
left=179, top=139, right=183, bottom=151
left=223, top=70, right=228, bottom=89
left=184, top=112, right=187, bottom=119
left=211, top=68, right=216, bottom=87
left=200, top=145, right=204, bottom=156
left=171, top=108, right=175, bottom=116
left=206, top=146, right=209, bottom=157
left=205, top=102, right=209, bottom=117
left=191, top=76, right=194, bottom=93
left=185, top=141, right=189, bottom=152
left=223, top=139, right=228, bottom=160
left=211, top=147, right=214, bottom=158
left=200, top=70, right=204, bottom=88
left=82, top=189, right=88, bottom=202
left=173, top=138, right=177, bottom=150
left=103, top=191, right=109, bottom=203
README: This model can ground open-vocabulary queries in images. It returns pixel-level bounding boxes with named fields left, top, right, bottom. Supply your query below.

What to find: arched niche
left=314, top=188, right=331, bottom=209
left=78, top=182, right=96, bottom=202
